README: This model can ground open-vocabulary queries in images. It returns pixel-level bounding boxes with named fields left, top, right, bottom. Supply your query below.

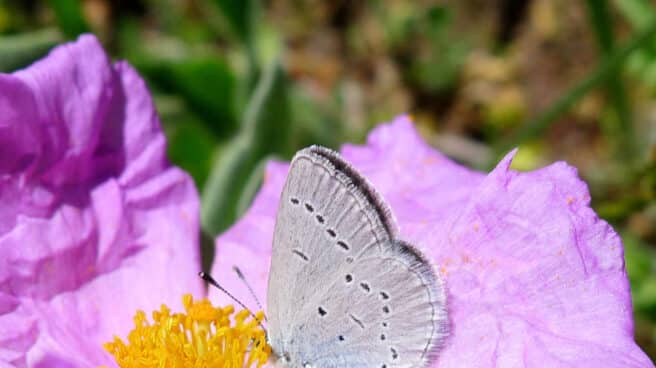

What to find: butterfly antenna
left=232, top=266, right=267, bottom=321
left=198, top=272, right=268, bottom=334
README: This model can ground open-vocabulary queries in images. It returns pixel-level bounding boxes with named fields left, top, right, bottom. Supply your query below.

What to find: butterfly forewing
left=267, top=146, right=448, bottom=368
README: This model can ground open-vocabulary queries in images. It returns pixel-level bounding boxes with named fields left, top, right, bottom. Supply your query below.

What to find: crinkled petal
left=0, top=75, right=41, bottom=176
left=13, top=35, right=115, bottom=187
left=211, top=116, right=652, bottom=367
left=0, top=35, right=203, bottom=367
left=0, top=75, right=52, bottom=236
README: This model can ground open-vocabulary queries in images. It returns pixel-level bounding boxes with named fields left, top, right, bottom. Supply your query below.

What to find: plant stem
left=495, top=21, right=656, bottom=162
left=585, top=0, right=634, bottom=159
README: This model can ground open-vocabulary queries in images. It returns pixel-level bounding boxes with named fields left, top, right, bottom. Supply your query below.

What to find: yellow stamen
left=103, top=294, right=270, bottom=367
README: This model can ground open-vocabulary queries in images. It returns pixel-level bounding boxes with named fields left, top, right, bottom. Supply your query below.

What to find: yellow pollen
left=103, top=294, right=270, bottom=367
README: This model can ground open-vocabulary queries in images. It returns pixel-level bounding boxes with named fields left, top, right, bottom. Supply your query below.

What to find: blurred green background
left=1, top=0, right=655, bottom=359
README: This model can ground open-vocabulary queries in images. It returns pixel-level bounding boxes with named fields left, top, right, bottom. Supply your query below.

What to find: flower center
left=103, top=294, right=270, bottom=367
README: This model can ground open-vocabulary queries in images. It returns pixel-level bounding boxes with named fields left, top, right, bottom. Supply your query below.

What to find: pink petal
left=0, top=35, right=203, bottom=367
left=211, top=116, right=652, bottom=367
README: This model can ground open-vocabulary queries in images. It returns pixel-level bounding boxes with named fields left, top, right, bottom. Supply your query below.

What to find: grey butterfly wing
left=267, top=146, right=397, bottom=347
left=267, top=146, right=448, bottom=368
left=304, top=241, right=447, bottom=368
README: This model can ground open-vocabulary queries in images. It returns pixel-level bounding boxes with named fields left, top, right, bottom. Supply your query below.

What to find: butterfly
left=265, top=146, right=448, bottom=368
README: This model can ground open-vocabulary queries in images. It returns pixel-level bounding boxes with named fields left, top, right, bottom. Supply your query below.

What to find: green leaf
left=614, top=0, right=656, bottom=29
left=586, top=0, right=615, bottom=51
left=210, top=0, right=257, bottom=43
left=138, top=58, right=239, bottom=139
left=165, top=114, right=217, bottom=190
left=201, top=62, right=291, bottom=235
left=493, top=21, right=656, bottom=163
left=47, top=0, right=89, bottom=38
left=402, top=6, right=468, bottom=93
left=235, top=154, right=275, bottom=217
left=209, top=0, right=260, bottom=76
left=287, top=87, right=343, bottom=149
left=623, top=232, right=654, bottom=286
left=623, top=231, right=656, bottom=323
left=585, top=0, right=634, bottom=160
left=0, top=28, right=63, bottom=71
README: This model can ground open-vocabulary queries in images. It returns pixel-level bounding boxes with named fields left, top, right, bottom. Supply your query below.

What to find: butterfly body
left=267, top=146, right=448, bottom=368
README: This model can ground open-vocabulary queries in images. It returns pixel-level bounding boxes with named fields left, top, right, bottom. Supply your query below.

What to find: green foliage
left=210, top=0, right=257, bottom=44
left=144, top=58, right=239, bottom=138
left=625, top=232, right=656, bottom=315
left=47, top=0, right=89, bottom=38
left=586, top=0, right=634, bottom=160
left=615, top=0, right=656, bottom=91
left=165, top=113, right=217, bottom=189
left=401, top=5, right=469, bottom=94
left=493, top=21, right=656, bottom=161
left=201, top=63, right=292, bottom=236
left=0, top=28, right=62, bottom=71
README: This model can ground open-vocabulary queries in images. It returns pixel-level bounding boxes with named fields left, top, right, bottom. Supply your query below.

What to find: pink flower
left=211, top=116, right=653, bottom=367
left=1, top=34, right=651, bottom=367
left=0, top=35, right=203, bottom=366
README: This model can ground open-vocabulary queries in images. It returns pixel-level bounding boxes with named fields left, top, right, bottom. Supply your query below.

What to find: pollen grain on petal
left=103, top=294, right=270, bottom=367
